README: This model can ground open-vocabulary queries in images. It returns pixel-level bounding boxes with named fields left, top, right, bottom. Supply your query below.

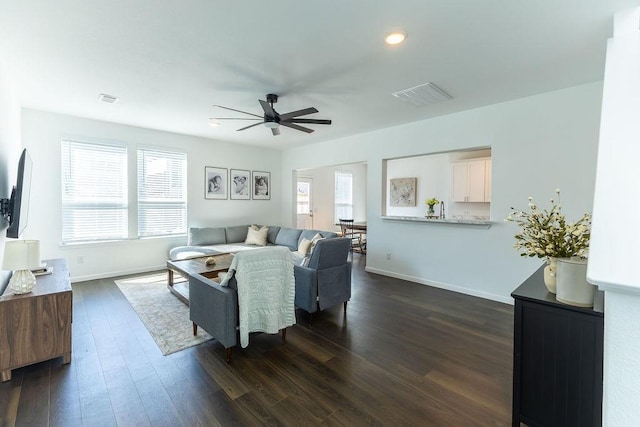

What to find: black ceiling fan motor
left=266, top=93, right=278, bottom=105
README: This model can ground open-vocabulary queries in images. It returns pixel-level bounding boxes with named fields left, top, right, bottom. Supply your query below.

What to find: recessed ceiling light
left=99, top=93, right=119, bottom=103
left=384, top=30, right=407, bottom=45
left=209, top=119, right=221, bottom=127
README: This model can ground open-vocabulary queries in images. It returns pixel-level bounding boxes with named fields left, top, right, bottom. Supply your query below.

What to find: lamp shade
left=2, top=240, right=40, bottom=270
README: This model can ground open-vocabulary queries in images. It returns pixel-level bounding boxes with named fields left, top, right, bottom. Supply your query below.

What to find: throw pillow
left=297, top=238, right=313, bottom=256
left=245, top=225, right=268, bottom=246
left=310, top=233, right=325, bottom=253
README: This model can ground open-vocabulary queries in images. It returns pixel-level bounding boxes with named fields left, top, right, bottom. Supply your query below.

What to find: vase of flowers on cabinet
left=505, top=188, right=591, bottom=299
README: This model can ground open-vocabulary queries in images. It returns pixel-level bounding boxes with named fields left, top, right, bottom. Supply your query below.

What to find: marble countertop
left=380, top=215, right=492, bottom=227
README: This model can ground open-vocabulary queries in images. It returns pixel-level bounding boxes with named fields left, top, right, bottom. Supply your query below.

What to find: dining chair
left=338, top=219, right=366, bottom=254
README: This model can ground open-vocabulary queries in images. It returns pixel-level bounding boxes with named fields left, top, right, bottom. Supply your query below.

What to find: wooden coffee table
left=166, top=253, right=234, bottom=305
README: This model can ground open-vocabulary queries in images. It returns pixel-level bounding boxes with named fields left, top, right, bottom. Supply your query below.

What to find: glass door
left=296, top=178, right=313, bottom=229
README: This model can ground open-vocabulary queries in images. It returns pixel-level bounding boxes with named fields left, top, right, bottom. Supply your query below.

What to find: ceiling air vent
left=99, top=93, right=119, bottom=104
left=392, top=82, right=452, bottom=107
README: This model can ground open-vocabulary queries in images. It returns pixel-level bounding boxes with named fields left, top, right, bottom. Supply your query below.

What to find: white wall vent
left=392, top=82, right=452, bottom=106
left=99, top=93, right=119, bottom=104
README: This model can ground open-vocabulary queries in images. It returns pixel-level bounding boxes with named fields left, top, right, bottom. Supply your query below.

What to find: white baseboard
left=71, top=264, right=513, bottom=306
left=70, top=264, right=167, bottom=283
left=364, top=266, right=514, bottom=305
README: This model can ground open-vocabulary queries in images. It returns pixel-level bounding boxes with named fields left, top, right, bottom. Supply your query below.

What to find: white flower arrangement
left=505, top=189, right=591, bottom=259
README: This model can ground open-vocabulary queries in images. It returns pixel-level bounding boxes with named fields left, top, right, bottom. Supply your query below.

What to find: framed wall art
left=205, top=166, right=228, bottom=200
left=390, top=177, right=417, bottom=206
left=230, top=169, right=251, bottom=200
left=252, top=171, right=271, bottom=200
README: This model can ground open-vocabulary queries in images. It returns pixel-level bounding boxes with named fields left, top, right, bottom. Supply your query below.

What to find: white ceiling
left=1, top=1, right=637, bottom=149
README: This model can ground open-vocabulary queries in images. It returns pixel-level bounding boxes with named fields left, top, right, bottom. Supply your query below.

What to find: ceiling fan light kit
left=211, top=93, right=332, bottom=136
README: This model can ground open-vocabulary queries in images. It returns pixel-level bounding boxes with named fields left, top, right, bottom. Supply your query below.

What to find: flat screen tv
left=2, top=149, right=33, bottom=238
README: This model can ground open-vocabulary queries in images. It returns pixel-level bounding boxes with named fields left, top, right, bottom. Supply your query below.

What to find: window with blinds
left=61, top=140, right=128, bottom=243
left=335, top=171, right=353, bottom=221
left=137, top=148, right=187, bottom=237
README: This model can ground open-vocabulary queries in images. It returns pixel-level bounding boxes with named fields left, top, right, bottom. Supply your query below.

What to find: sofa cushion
left=265, top=225, right=281, bottom=244
left=225, top=225, right=250, bottom=243
left=169, top=245, right=225, bottom=260
left=245, top=225, right=268, bottom=246
left=274, top=227, right=304, bottom=251
left=189, top=227, right=226, bottom=246
left=206, top=243, right=263, bottom=253
left=291, top=251, right=307, bottom=266
left=299, top=229, right=338, bottom=245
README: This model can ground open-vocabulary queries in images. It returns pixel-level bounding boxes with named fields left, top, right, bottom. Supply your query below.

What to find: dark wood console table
left=0, top=258, right=72, bottom=382
left=511, top=265, right=604, bottom=426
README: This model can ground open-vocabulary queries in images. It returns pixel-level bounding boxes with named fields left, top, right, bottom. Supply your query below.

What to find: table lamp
left=2, top=240, right=41, bottom=294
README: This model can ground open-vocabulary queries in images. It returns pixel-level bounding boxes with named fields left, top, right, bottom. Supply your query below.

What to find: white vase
left=555, top=257, right=595, bottom=307
left=543, top=257, right=557, bottom=294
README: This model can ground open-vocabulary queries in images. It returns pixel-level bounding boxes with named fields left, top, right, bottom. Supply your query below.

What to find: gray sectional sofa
left=169, top=224, right=339, bottom=260
left=172, top=225, right=352, bottom=342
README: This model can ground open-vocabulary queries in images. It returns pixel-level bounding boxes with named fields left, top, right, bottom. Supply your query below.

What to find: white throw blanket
left=222, top=247, right=296, bottom=348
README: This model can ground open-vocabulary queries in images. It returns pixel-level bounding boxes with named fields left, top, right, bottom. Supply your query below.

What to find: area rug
left=114, top=273, right=212, bottom=355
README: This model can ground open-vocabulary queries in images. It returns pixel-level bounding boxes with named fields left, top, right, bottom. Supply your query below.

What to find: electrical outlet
left=386, top=252, right=391, bottom=260
left=77, top=256, right=84, bottom=264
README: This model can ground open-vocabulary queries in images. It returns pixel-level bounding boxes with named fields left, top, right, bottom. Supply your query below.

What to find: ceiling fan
left=211, top=94, right=332, bottom=136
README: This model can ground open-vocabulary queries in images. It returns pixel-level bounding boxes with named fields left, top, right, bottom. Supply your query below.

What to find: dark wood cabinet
left=0, top=258, right=72, bottom=382
left=512, top=265, right=604, bottom=427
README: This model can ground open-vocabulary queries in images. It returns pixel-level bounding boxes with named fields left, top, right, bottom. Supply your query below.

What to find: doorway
left=296, top=178, right=313, bottom=229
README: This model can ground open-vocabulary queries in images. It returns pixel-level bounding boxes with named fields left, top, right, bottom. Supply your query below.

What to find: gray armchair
left=189, top=273, right=238, bottom=360
left=294, top=237, right=351, bottom=323
left=189, top=247, right=295, bottom=362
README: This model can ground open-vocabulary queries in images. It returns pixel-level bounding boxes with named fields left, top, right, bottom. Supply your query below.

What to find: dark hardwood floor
left=0, top=254, right=514, bottom=426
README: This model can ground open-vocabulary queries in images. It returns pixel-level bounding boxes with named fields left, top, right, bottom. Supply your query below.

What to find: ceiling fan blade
left=210, top=117, right=262, bottom=121
left=271, top=127, right=281, bottom=136
left=279, top=107, right=318, bottom=121
left=236, top=122, right=264, bottom=131
left=280, top=122, right=314, bottom=134
left=288, top=118, right=332, bottom=125
left=259, top=99, right=275, bottom=118
left=213, top=105, right=263, bottom=118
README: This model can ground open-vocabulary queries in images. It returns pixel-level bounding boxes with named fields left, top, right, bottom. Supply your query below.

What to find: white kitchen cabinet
left=484, top=159, right=492, bottom=202
left=452, top=158, right=491, bottom=202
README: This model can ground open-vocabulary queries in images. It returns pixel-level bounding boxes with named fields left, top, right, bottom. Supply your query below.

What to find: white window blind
left=137, top=148, right=187, bottom=237
left=335, top=171, right=353, bottom=221
left=61, top=140, right=128, bottom=243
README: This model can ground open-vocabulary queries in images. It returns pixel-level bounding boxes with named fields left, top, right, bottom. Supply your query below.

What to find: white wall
left=296, top=163, right=367, bottom=232
left=21, top=109, right=283, bottom=281
left=0, top=58, right=22, bottom=290
left=282, top=82, right=602, bottom=303
left=588, top=7, right=640, bottom=425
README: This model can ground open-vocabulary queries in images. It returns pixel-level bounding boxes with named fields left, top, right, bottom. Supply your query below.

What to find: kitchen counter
left=380, top=215, right=492, bottom=228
